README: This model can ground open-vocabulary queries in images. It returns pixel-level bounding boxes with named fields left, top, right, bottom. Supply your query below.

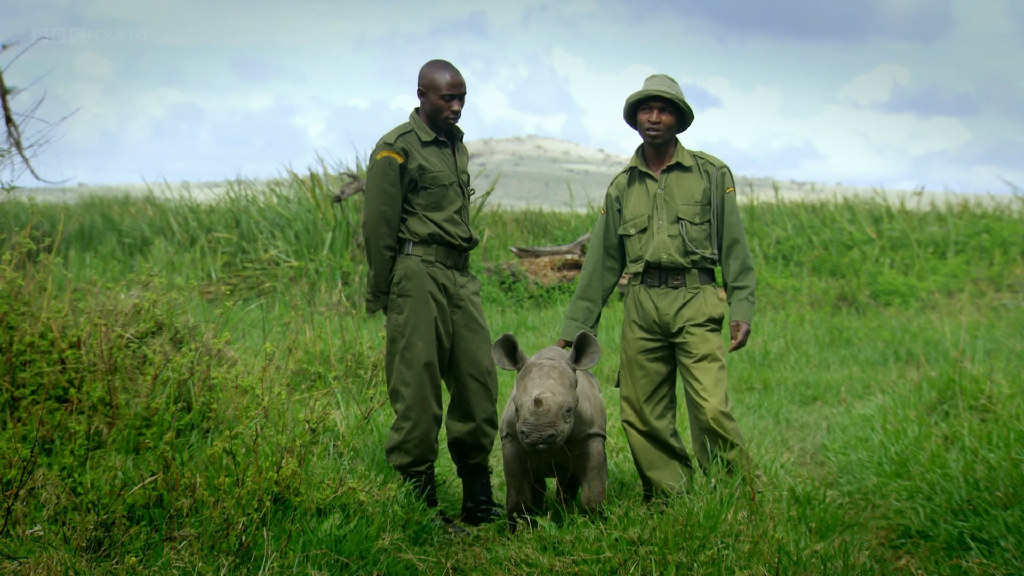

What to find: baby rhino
left=492, top=330, right=607, bottom=532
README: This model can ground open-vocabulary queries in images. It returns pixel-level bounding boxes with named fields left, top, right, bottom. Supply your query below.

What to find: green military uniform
left=560, top=76, right=757, bottom=496
left=363, top=110, right=499, bottom=478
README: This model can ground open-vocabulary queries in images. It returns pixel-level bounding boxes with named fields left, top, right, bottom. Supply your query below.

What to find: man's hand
left=556, top=339, right=571, bottom=349
left=729, top=320, right=751, bottom=352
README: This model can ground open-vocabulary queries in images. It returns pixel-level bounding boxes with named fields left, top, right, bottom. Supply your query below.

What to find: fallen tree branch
left=332, top=171, right=365, bottom=203
left=509, top=232, right=590, bottom=258
left=501, top=232, right=632, bottom=292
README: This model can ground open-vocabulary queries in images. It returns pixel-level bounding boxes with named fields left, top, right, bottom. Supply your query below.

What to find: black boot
left=401, top=468, right=439, bottom=508
left=402, top=468, right=466, bottom=534
left=458, top=465, right=503, bottom=526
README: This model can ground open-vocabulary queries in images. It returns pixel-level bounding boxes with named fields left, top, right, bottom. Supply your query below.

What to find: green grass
left=1, top=167, right=1022, bottom=575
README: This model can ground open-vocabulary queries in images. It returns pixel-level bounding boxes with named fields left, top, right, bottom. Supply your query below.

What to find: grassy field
left=1, top=166, right=1022, bottom=575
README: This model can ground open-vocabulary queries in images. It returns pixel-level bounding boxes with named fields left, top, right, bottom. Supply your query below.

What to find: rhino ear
left=492, top=333, right=527, bottom=371
left=567, top=330, right=600, bottom=371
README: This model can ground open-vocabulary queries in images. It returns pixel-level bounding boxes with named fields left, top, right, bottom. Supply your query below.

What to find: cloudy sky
left=4, top=0, right=1022, bottom=194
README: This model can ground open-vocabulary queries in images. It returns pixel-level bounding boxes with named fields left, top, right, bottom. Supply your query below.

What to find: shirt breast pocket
left=677, top=203, right=714, bottom=258
left=415, top=170, right=460, bottom=213
left=617, top=214, right=649, bottom=272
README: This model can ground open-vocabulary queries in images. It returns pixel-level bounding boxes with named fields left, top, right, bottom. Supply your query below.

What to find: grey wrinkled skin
left=492, top=330, right=607, bottom=532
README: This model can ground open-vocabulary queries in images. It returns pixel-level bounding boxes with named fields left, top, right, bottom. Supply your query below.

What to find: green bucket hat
left=623, top=74, right=694, bottom=133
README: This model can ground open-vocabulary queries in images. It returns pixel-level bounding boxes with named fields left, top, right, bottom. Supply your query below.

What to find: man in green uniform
left=363, top=59, right=502, bottom=526
left=558, top=74, right=759, bottom=500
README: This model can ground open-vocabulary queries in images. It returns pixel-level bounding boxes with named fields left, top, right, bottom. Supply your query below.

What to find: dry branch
left=504, top=231, right=631, bottom=291
left=333, top=171, right=365, bottom=203
left=509, top=233, right=590, bottom=258
left=1, top=38, right=75, bottom=185
left=499, top=233, right=591, bottom=287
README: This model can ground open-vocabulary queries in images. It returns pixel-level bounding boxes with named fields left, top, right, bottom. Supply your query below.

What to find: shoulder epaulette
left=608, top=164, right=632, bottom=186
left=378, top=121, right=415, bottom=147
left=372, top=122, right=415, bottom=164
left=690, top=149, right=728, bottom=169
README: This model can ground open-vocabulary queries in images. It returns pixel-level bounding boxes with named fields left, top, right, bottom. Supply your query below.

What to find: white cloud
left=678, top=69, right=972, bottom=189
left=291, top=106, right=330, bottom=149
left=387, top=94, right=416, bottom=112
left=838, top=65, right=912, bottom=107
left=791, top=104, right=972, bottom=187
left=470, top=62, right=571, bottom=135
left=342, top=97, right=371, bottom=110
left=548, top=48, right=656, bottom=146
left=692, top=78, right=790, bottom=149
left=823, top=105, right=971, bottom=156
left=6, top=0, right=1021, bottom=194
left=73, top=51, right=115, bottom=80
left=475, top=89, right=568, bottom=135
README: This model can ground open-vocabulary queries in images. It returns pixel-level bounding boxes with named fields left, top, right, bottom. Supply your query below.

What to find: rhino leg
left=506, top=476, right=545, bottom=532
left=526, top=475, right=547, bottom=513
left=555, top=471, right=581, bottom=506
left=579, top=439, right=608, bottom=514
left=503, top=440, right=537, bottom=532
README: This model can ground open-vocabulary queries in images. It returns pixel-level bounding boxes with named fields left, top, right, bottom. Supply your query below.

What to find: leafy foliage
left=1, top=176, right=1022, bottom=575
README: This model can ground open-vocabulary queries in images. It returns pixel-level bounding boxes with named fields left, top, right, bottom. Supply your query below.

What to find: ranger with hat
left=557, top=73, right=760, bottom=499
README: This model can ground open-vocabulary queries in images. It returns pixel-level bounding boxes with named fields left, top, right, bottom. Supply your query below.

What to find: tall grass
left=1, top=172, right=1021, bottom=575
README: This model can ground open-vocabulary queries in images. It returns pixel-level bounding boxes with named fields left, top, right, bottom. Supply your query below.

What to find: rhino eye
left=563, top=406, right=574, bottom=422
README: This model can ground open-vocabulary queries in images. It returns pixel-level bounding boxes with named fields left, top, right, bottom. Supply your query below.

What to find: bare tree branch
left=2, top=37, right=76, bottom=185
left=333, top=171, right=365, bottom=203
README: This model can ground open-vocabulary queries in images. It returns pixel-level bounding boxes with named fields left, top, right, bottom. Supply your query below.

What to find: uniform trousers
left=383, top=254, right=499, bottom=475
left=619, top=279, right=751, bottom=494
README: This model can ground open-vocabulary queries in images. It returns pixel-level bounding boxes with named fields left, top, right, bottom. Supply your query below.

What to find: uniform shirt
left=363, top=110, right=476, bottom=314
left=560, top=141, right=756, bottom=340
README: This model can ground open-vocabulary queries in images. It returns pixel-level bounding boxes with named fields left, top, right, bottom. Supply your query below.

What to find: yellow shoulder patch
left=725, top=186, right=735, bottom=194
left=600, top=206, right=606, bottom=215
left=375, top=149, right=404, bottom=163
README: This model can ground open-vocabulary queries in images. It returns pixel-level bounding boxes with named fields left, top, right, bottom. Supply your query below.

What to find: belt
left=401, top=240, right=470, bottom=271
left=640, top=267, right=716, bottom=288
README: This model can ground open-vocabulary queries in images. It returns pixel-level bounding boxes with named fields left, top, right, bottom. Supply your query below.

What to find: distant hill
left=467, top=135, right=918, bottom=211
left=10, top=135, right=975, bottom=208
left=468, top=136, right=625, bottom=210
